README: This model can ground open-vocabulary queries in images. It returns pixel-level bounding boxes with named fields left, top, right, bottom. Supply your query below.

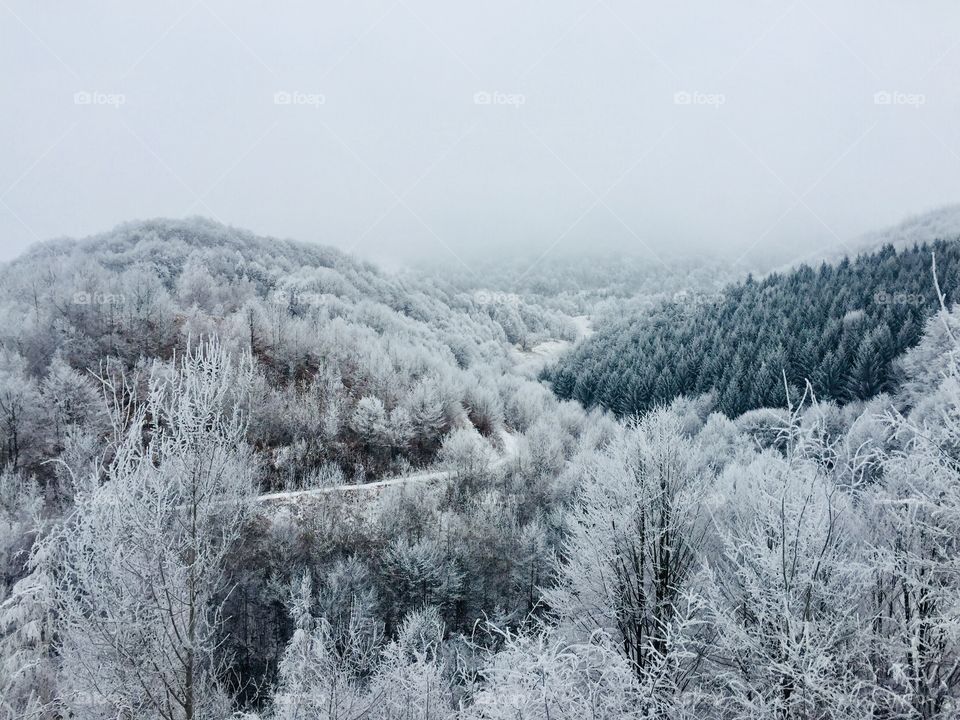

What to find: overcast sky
left=2, top=1, right=960, bottom=269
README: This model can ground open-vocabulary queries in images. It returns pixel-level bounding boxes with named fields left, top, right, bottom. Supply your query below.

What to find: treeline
left=548, top=240, right=960, bottom=416
left=420, top=251, right=739, bottom=325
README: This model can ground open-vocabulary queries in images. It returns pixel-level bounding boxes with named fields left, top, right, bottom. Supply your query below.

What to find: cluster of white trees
left=2, top=339, right=257, bottom=719
left=237, top=307, right=960, bottom=720
left=173, top=309, right=954, bottom=720
left=0, top=219, right=589, bottom=490
left=0, top=221, right=613, bottom=718
left=0, top=325, right=608, bottom=719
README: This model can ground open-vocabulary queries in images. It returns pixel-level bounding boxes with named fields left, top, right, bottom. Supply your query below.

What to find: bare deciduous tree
left=51, top=338, right=256, bottom=719
left=543, top=408, right=712, bottom=712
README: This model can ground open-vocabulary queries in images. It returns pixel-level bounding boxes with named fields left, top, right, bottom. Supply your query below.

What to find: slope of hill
left=547, top=240, right=960, bottom=417
left=856, top=204, right=960, bottom=253
left=0, top=218, right=591, bottom=489
left=0, top=220, right=618, bottom=705
left=788, top=204, right=960, bottom=269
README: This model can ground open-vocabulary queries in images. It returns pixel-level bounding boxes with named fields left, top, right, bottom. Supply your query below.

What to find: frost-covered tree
left=40, top=356, right=105, bottom=460
left=176, top=254, right=220, bottom=313
left=271, top=572, right=379, bottom=720
left=351, top=396, right=391, bottom=455
left=463, top=625, right=649, bottom=719
left=388, top=405, right=413, bottom=452
left=701, top=452, right=869, bottom=719
left=463, top=383, right=503, bottom=437
left=0, top=469, right=42, bottom=592
left=543, top=409, right=711, bottom=709
left=437, top=427, right=495, bottom=485
left=519, top=417, right=566, bottom=480
left=0, top=352, right=44, bottom=471
left=367, top=606, right=452, bottom=720
left=401, top=381, right=446, bottom=457
left=51, top=338, right=257, bottom=720
left=378, top=537, right=463, bottom=631
left=864, top=452, right=960, bottom=719
left=0, top=522, right=57, bottom=720
left=510, top=517, right=554, bottom=614
left=862, top=276, right=960, bottom=718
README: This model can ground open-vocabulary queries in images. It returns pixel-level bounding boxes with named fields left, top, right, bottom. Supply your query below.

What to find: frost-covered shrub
left=734, top=407, right=791, bottom=450
left=438, top=427, right=495, bottom=482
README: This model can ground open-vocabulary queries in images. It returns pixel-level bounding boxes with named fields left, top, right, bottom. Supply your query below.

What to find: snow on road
left=257, top=428, right=519, bottom=504
left=256, top=468, right=449, bottom=502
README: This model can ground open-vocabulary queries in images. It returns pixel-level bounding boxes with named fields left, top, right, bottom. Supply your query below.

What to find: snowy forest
left=0, top=217, right=958, bottom=719
left=549, top=241, right=960, bottom=416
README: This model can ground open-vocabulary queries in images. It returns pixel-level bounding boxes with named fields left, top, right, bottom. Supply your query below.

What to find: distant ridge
left=782, top=204, right=960, bottom=272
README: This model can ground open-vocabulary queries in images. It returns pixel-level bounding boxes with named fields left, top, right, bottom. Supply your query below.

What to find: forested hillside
left=3, top=220, right=960, bottom=720
left=0, top=218, right=583, bottom=487
left=548, top=240, right=960, bottom=416
left=0, top=219, right=617, bottom=717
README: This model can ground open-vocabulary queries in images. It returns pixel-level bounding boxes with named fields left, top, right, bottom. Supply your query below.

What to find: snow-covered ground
left=509, top=314, right=592, bottom=377
left=571, top=314, right=593, bottom=340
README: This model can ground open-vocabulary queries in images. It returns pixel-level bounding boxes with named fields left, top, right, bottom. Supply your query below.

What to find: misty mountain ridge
left=781, top=203, right=960, bottom=271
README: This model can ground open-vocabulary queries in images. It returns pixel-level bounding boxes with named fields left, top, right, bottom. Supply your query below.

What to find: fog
left=2, top=0, right=959, bottom=268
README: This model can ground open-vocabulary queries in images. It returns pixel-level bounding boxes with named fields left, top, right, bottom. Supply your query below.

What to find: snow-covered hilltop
left=0, top=217, right=594, bottom=489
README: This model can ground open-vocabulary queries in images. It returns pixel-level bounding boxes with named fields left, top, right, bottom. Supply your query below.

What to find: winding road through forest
left=256, top=429, right=519, bottom=503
